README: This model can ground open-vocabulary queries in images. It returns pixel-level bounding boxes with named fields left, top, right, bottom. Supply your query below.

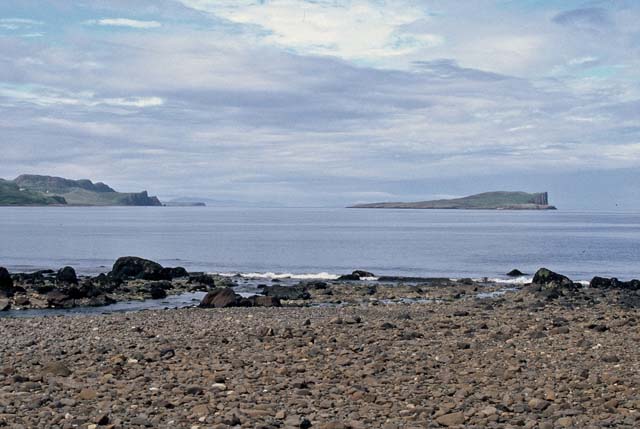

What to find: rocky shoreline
left=2, top=260, right=640, bottom=427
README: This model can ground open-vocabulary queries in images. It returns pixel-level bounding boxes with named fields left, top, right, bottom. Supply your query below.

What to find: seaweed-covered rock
left=532, top=268, right=573, bottom=288
left=110, top=257, right=166, bottom=280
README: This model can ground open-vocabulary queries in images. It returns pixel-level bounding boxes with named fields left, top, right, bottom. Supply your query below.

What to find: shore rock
left=532, top=268, right=573, bottom=287
left=506, top=269, right=526, bottom=277
left=56, top=266, right=78, bottom=284
left=110, top=256, right=165, bottom=280
left=0, top=267, right=14, bottom=297
left=261, top=284, right=311, bottom=300
left=338, top=270, right=375, bottom=281
left=591, top=276, right=640, bottom=290
left=200, top=288, right=246, bottom=308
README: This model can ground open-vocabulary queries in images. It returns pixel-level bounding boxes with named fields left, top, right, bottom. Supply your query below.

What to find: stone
left=532, top=268, right=573, bottom=287
left=78, top=389, right=98, bottom=400
left=42, top=361, right=71, bottom=377
left=0, top=267, right=13, bottom=296
left=506, top=269, right=526, bottom=277
left=0, top=299, right=10, bottom=311
left=528, top=398, right=550, bottom=411
left=261, top=284, right=311, bottom=300
left=248, top=295, right=282, bottom=307
left=436, top=412, right=466, bottom=426
left=56, top=266, right=78, bottom=284
left=110, top=256, right=166, bottom=281
left=46, top=290, right=73, bottom=308
left=199, top=288, right=245, bottom=308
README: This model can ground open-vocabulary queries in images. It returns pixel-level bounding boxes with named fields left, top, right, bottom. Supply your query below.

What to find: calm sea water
left=1, top=207, right=640, bottom=282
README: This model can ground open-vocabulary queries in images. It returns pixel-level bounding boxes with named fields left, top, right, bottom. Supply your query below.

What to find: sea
left=1, top=206, right=640, bottom=283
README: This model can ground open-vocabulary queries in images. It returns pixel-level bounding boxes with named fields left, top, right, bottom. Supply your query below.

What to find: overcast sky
left=0, top=0, right=639, bottom=209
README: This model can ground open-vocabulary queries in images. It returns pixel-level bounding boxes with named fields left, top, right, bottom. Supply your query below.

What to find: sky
left=0, top=0, right=639, bottom=209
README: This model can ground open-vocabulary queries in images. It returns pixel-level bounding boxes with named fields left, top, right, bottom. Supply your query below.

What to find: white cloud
left=84, top=18, right=161, bottom=29
left=0, top=18, right=43, bottom=31
left=0, top=85, right=163, bottom=109
left=178, top=0, right=441, bottom=60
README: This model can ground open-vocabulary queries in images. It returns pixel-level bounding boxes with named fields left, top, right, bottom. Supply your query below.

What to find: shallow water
left=1, top=207, right=639, bottom=281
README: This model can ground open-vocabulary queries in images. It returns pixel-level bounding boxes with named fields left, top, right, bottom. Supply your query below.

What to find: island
left=0, top=175, right=161, bottom=206
left=349, top=191, right=557, bottom=210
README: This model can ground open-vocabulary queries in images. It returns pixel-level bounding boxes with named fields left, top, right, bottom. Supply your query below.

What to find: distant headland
left=349, top=191, right=557, bottom=210
left=0, top=175, right=161, bottom=206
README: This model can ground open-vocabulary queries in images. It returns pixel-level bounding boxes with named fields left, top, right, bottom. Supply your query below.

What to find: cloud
left=177, top=0, right=441, bottom=60
left=84, top=18, right=162, bottom=29
left=0, top=1, right=639, bottom=207
left=0, top=84, right=163, bottom=109
left=0, top=18, right=43, bottom=31
left=552, top=7, right=611, bottom=30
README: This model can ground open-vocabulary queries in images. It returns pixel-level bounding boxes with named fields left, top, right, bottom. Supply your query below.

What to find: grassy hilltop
left=350, top=191, right=556, bottom=210
left=0, top=175, right=161, bottom=206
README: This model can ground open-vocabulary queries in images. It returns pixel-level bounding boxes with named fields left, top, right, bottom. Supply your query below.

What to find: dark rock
left=262, top=285, right=311, bottom=300
left=14, top=296, right=29, bottom=306
left=302, top=281, right=328, bottom=290
left=352, top=270, right=375, bottom=278
left=453, top=311, right=469, bottom=317
left=0, top=267, right=13, bottom=297
left=337, top=269, right=377, bottom=280
left=299, top=418, right=312, bottom=429
left=185, top=385, right=204, bottom=395
left=56, top=266, right=78, bottom=284
left=248, top=295, right=282, bottom=307
left=591, top=276, right=640, bottom=290
left=85, top=295, right=116, bottom=307
left=507, top=269, right=526, bottom=277
left=34, top=284, right=54, bottom=294
left=200, top=288, right=246, bottom=308
left=337, top=273, right=360, bottom=281
left=110, top=256, right=166, bottom=281
left=160, top=266, right=188, bottom=279
left=147, top=284, right=167, bottom=299
left=159, top=348, right=175, bottom=360
left=532, top=268, right=573, bottom=287
left=46, top=290, right=74, bottom=308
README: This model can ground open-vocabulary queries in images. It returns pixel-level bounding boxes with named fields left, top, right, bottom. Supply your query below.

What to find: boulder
left=532, top=268, right=574, bottom=288
left=110, top=256, right=166, bottom=280
left=0, top=267, right=14, bottom=297
left=200, top=288, right=245, bottom=308
left=0, top=298, right=10, bottom=311
left=188, top=274, right=217, bottom=287
left=506, top=269, right=526, bottom=277
left=56, top=266, right=78, bottom=284
left=261, top=284, right=311, bottom=300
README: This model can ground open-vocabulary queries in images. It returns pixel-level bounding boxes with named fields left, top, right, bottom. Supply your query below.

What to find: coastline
left=1, top=280, right=638, bottom=427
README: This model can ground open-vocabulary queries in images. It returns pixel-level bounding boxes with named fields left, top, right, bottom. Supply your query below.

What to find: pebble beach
left=1, top=278, right=639, bottom=429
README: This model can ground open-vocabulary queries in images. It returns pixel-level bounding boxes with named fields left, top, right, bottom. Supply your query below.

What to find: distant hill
left=349, top=191, right=557, bottom=210
left=1, top=175, right=161, bottom=206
